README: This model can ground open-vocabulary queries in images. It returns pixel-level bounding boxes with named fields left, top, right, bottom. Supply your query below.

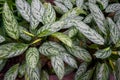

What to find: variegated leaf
left=26, top=66, right=40, bottom=80
left=116, top=17, right=120, bottom=31
left=83, top=14, right=93, bottom=23
left=51, top=32, right=72, bottom=47
left=26, top=47, right=39, bottom=68
left=78, top=69, right=94, bottom=80
left=51, top=56, right=64, bottom=80
left=43, top=3, right=56, bottom=24
left=89, top=0, right=96, bottom=3
left=105, top=3, right=120, bottom=13
left=70, top=19, right=105, bottom=45
left=41, top=70, right=49, bottom=80
left=60, top=7, right=86, bottom=20
left=0, top=43, right=28, bottom=59
left=114, top=10, right=120, bottom=22
left=66, top=45, right=92, bottom=62
left=62, top=0, right=73, bottom=9
left=39, top=41, right=66, bottom=56
left=4, top=64, right=19, bottom=80
left=76, top=0, right=84, bottom=8
left=97, top=0, right=108, bottom=9
left=107, top=17, right=120, bottom=44
left=19, top=26, right=32, bottom=41
left=0, top=35, right=5, bottom=43
left=75, top=62, right=88, bottom=80
left=95, top=63, right=109, bottom=80
left=54, top=1, right=69, bottom=14
left=89, top=3, right=106, bottom=34
left=18, top=62, right=26, bottom=78
left=3, top=2, right=19, bottom=40
left=94, top=47, right=112, bottom=59
left=61, top=53, right=77, bottom=68
left=0, top=59, right=7, bottom=72
left=116, top=58, right=120, bottom=80
left=37, top=21, right=65, bottom=37
left=31, top=0, right=44, bottom=22
left=16, top=0, right=30, bottom=22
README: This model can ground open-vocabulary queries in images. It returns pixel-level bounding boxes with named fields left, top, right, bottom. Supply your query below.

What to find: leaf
left=83, top=14, right=93, bottom=24
left=0, top=59, right=7, bottom=72
left=89, top=3, right=106, bottom=34
left=39, top=41, right=66, bottom=56
left=31, top=0, right=44, bottom=22
left=41, top=70, right=49, bottom=80
left=26, top=66, right=40, bottom=80
left=95, top=63, right=109, bottom=80
left=97, top=0, right=108, bottom=9
left=75, top=62, right=88, bottom=80
left=116, top=58, right=120, bottom=80
left=94, top=47, right=112, bottom=59
left=37, top=21, right=65, bottom=37
left=51, top=56, right=64, bottom=80
left=51, top=32, right=72, bottom=47
left=114, top=10, right=120, bottom=22
left=4, top=64, right=19, bottom=80
left=3, top=2, right=19, bottom=40
left=71, top=19, right=105, bottom=45
left=26, top=47, right=39, bottom=68
left=78, top=68, right=94, bottom=80
left=18, top=62, right=26, bottom=78
left=107, top=17, right=120, bottom=44
left=42, top=3, right=56, bottom=24
left=76, top=0, right=84, bottom=8
left=61, top=53, right=78, bottom=68
left=19, top=26, right=32, bottom=41
left=105, top=3, right=120, bottom=13
left=60, top=7, right=86, bottom=20
left=116, top=17, right=120, bottom=31
left=62, top=0, right=73, bottom=9
left=16, top=0, right=31, bottom=22
left=89, top=0, right=96, bottom=3
left=0, top=43, right=28, bottom=59
left=66, top=45, right=92, bottom=62
left=0, top=35, right=5, bottom=43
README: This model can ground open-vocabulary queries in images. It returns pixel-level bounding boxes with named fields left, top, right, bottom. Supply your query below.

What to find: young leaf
left=26, top=47, right=39, bottom=68
left=0, top=35, right=5, bottom=43
left=51, top=32, right=72, bottom=47
left=75, top=62, right=88, bottom=80
left=0, top=43, right=28, bottom=59
left=16, top=0, right=31, bottom=22
left=43, top=3, right=56, bottom=24
left=105, top=3, right=120, bottom=13
left=66, top=45, right=92, bottom=62
left=31, top=0, right=44, bottom=22
left=94, top=47, right=112, bottom=59
left=51, top=56, right=64, bottom=80
left=4, top=64, right=19, bottom=80
left=41, top=70, right=49, bottom=80
left=3, top=2, right=19, bottom=40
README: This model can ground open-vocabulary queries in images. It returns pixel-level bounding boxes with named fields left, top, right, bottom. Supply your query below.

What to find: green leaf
left=76, top=0, right=84, bottom=8
left=43, top=3, right=56, bottom=24
left=107, top=17, right=120, bottom=44
left=116, top=58, right=120, bottom=80
left=0, top=35, right=5, bottom=43
left=94, top=47, right=112, bottom=59
left=75, top=62, right=88, bottom=80
left=18, top=62, right=26, bottom=78
left=66, top=45, right=92, bottom=62
left=51, top=32, right=72, bottom=47
left=95, top=63, right=109, bottom=80
left=41, top=70, right=49, bottom=80
left=105, top=3, right=120, bottom=13
left=3, top=2, right=19, bottom=40
left=4, top=64, right=19, bottom=80
left=0, top=43, right=28, bottom=59
left=16, top=0, right=31, bottom=22
left=51, top=56, right=64, bottom=80
left=31, top=0, right=44, bottom=22
left=26, top=47, right=39, bottom=68
left=0, top=59, right=7, bottom=72
left=39, top=41, right=66, bottom=56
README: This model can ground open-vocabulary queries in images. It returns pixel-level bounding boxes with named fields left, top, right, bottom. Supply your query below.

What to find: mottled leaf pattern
left=75, top=62, right=88, bottom=80
left=51, top=32, right=72, bottom=47
left=16, top=0, right=30, bottom=22
left=31, top=0, right=44, bottom=22
left=0, top=43, right=28, bottom=59
left=3, top=2, right=19, bottom=40
left=26, top=47, right=39, bottom=68
left=4, top=64, right=19, bottom=80
left=0, top=35, right=5, bottom=43
left=94, top=47, right=112, bottom=59
left=43, top=3, right=56, bottom=24
left=51, top=56, right=64, bottom=80
left=105, top=3, right=120, bottom=13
